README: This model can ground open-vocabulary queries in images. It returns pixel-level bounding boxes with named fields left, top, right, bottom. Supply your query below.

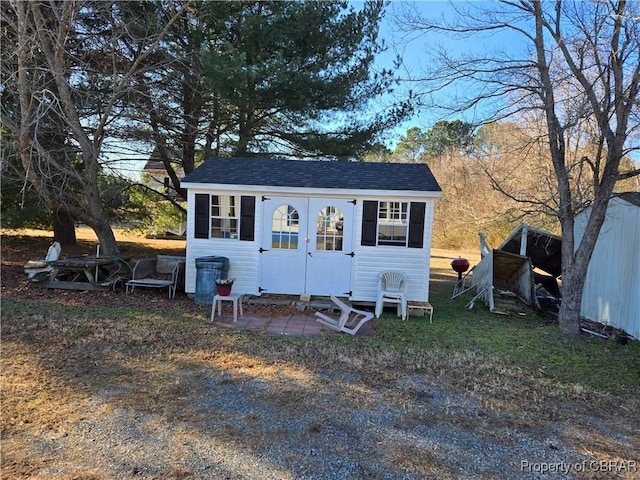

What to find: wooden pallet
left=407, top=302, right=434, bottom=323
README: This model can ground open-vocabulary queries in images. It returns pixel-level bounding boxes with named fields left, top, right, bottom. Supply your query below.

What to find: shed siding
left=352, top=249, right=430, bottom=302
left=576, top=197, right=640, bottom=339
left=185, top=188, right=436, bottom=303
left=350, top=197, right=434, bottom=303
left=185, top=189, right=263, bottom=296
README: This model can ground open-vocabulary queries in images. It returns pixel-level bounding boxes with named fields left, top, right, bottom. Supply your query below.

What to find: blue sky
left=372, top=1, right=530, bottom=146
left=376, top=1, right=639, bottom=166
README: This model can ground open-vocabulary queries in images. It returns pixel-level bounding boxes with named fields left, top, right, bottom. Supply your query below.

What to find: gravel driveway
left=19, top=345, right=631, bottom=480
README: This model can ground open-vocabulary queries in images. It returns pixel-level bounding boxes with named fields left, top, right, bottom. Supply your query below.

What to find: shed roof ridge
left=182, top=156, right=442, bottom=193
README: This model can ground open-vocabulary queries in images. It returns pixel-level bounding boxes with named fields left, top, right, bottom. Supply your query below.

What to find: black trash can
left=195, top=256, right=230, bottom=305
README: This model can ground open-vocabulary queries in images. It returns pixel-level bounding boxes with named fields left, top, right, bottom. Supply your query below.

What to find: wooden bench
left=125, top=255, right=185, bottom=299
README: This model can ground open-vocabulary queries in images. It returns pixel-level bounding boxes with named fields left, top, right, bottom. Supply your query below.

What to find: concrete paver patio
left=211, top=311, right=375, bottom=337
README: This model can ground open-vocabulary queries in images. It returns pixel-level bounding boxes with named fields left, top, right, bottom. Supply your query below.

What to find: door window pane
left=272, top=204, right=299, bottom=249
left=315, top=206, right=344, bottom=251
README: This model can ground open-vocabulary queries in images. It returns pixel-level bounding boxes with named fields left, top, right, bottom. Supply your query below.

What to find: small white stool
left=211, top=293, right=243, bottom=323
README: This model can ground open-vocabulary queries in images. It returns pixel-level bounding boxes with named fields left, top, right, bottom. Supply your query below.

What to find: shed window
left=378, top=201, right=408, bottom=246
left=210, top=195, right=238, bottom=238
left=194, top=193, right=255, bottom=241
left=361, top=200, right=425, bottom=248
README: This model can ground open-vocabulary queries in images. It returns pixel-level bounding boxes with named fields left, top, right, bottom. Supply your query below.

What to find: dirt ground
left=2, top=226, right=188, bottom=259
left=2, top=226, right=480, bottom=273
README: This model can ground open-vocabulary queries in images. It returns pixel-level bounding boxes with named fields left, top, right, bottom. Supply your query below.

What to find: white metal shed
left=575, top=193, right=640, bottom=339
left=180, top=157, right=441, bottom=303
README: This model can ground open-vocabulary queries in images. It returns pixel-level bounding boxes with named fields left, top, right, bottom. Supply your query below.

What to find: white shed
left=575, top=193, right=640, bottom=339
left=180, top=157, right=441, bottom=304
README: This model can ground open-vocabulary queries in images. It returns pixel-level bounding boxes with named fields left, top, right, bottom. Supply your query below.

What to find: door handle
left=308, top=252, right=313, bottom=257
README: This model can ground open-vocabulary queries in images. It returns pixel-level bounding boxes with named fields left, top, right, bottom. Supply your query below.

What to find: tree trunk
left=89, top=220, right=119, bottom=257
left=557, top=194, right=611, bottom=335
left=558, top=269, right=584, bottom=335
left=52, top=209, right=76, bottom=246
left=235, top=108, right=252, bottom=157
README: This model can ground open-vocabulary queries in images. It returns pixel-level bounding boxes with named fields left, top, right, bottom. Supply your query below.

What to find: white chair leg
left=375, top=296, right=383, bottom=318
left=232, top=297, right=238, bottom=323
left=210, top=298, right=217, bottom=323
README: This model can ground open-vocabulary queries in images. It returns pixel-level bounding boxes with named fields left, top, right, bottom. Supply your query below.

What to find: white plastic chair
left=375, top=271, right=408, bottom=320
left=315, top=296, right=374, bottom=335
left=24, top=241, right=61, bottom=279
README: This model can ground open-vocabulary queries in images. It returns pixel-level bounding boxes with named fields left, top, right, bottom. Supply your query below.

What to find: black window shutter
left=239, top=196, right=256, bottom=241
left=408, top=202, right=426, bottom=248
left=194, top=194, right=210, bottom=239
left=361, top=200, right=378, bottom=246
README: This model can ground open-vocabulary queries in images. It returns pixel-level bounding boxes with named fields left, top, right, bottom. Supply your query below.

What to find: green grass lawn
left=372, top=273, right=640, bottom=399
left=5, top=291, right=637, bottom=399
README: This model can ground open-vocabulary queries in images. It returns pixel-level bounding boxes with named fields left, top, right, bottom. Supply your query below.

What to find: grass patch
left=375, top=294, right=640, bottom=397
left=4, top=291, right=637, bottom=401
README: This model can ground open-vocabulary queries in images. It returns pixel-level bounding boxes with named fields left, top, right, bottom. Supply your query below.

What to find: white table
left=211, top=293, right=244, bottom=323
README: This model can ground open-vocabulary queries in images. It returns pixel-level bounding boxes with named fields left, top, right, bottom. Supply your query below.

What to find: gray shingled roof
left=181, top=157, right=441, bottom=192
left=616, top=192, right=640, bottom=207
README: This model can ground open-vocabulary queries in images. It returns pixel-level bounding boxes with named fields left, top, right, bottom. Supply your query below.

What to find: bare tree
left=397, top=0, right=640, bottom=334
left=3, top=1, right=188, bottom=255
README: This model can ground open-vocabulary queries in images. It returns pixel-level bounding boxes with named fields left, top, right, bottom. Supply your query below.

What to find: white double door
left=260, top=196, right=354, bottom=296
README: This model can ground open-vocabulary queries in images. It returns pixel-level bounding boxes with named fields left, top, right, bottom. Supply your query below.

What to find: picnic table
left=31, top=256, right=131, bottom=291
